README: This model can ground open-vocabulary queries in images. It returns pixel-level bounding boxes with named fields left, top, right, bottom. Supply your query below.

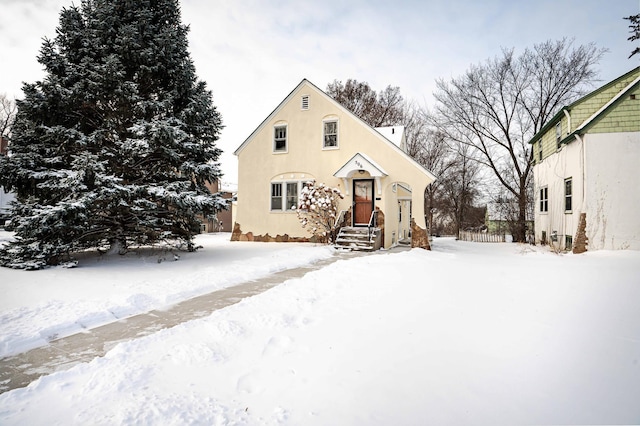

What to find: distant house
left=529, top=66, right=640, bottom=252
left=485, top=200, right=533, bottom=236
left=201, top=180, right=235, bottom=233
left=232, top=79, right=436, bottom=250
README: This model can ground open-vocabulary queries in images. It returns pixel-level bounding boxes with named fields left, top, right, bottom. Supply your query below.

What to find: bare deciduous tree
left=326, top=79, right=404, bottom=127
left=432, top=38, right=605, bottom=242
left=0, top=94, right=16, bottom=140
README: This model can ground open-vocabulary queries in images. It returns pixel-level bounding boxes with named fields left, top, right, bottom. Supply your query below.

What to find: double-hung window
left=271, top=182, right=300, bottom=211
left=274, top=125, right=287, bottom=152
left=323, top=120, right=338, bottom=148
left=564, top=178, right=572, bottom=212
left=539, top=187, right=548, bottom=212
left=271, top=183, right=283, bottom=210
left=538, top=140, right=543, bottom=162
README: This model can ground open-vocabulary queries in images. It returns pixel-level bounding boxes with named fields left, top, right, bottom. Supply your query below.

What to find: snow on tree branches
left=0, top=0, right=224, bottom=269
left=296, top=182, right=344, bottom=244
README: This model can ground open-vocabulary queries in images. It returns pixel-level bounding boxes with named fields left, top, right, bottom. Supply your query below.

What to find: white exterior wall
left=533, top=139, right=584, bottom=250
left=535, top=131, right=640, bottom=251
left=234, top=80, right=435, bottom=248
left=584, top=132, right=640, bottom=250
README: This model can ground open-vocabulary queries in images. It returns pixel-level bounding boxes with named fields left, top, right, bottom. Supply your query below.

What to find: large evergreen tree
left=0, top=0, right=224, bottom=269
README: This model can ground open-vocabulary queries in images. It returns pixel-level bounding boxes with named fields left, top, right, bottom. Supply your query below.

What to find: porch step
left=335, top=227, right=381, bottom=251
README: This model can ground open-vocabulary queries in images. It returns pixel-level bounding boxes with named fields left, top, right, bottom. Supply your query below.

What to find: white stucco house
left=530, top=66, right=640, bottom=252
left=231, top=79, right=436, bottom=250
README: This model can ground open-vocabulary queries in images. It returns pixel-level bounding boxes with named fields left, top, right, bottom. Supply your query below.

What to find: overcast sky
left=1, top=0, right=639, bottom=182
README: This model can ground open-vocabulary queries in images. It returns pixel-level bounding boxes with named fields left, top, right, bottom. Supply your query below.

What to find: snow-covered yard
left=1, top=232, right=639, bottom=425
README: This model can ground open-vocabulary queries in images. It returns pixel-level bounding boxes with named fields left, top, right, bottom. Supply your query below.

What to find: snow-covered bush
left=296, top=182, right=344, bottom=243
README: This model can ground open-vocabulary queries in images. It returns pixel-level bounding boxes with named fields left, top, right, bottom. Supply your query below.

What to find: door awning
left=334, top=153, right=387, bottom=195
left=334, top=152, right=388, bottom=178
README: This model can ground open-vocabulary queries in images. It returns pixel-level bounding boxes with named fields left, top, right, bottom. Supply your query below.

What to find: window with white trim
left=271, top=183, right=283, bottom=210
left=270, top=181, right=304, bottom=211
left=564, top=178, right=572, bottom=212
left=556, top=122, right=562, bottom=149
left=274, top=125, right=287, bottom=152
left=301, top=95, right=309, bottom=110
left=539, top=186, right=548, bottom=212
left=323, top=120, right=338, bottom=148
left=538, top=140, right=543, bottom=162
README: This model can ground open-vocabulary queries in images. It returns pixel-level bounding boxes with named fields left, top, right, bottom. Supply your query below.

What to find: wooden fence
left=458, top=231, right=506, bottom=243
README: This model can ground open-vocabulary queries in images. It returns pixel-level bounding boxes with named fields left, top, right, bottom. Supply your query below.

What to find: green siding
left=587, top=88, right=640, bottom=133
left=533, top=67, right=640, bottom=165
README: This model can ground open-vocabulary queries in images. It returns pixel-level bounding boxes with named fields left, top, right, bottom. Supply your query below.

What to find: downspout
left=575, top=133, right=587, bottom=212
left=563, top=109, right=571, bottom=134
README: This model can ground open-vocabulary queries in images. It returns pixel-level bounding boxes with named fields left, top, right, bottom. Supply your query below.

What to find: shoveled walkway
left=0, top=247, right=410, bottom=394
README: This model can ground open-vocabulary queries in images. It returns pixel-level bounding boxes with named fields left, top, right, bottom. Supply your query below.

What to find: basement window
left=565, top=235, right=573, bottom=251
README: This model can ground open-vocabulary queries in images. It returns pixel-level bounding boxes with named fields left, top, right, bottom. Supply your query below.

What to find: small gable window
left=555, top=122, right=562, bottom=149
left=274, top=125, right=287, bottom=153
left=301, top=95, right=309, bottom=110
left=323, top=120, right=338, bottom=149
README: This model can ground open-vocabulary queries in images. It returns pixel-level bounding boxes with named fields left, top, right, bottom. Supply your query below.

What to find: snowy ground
left=1, top=232, right=639, bottom=425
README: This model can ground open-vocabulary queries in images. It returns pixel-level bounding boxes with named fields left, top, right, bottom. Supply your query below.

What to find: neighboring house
left=202, top=180, right=236, bottom=233
left=0, top=136, right=15, bottom=225
left=485, top=200, right=533, bottom=236
left=232, top=79, right=436, bottom=249
left=530, top=66, right=640, bottom=252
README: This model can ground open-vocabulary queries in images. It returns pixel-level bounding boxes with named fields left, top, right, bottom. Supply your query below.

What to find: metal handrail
left=367, top=210, right=378, bottom=241
left=334, top=210, right=347, bottom=229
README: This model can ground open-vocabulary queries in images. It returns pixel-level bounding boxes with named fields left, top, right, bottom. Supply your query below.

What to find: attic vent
left=301, top=95, right=309, bottom=110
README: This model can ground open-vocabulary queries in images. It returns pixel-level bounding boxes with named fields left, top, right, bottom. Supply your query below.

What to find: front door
left=353, top=179, right=374, bottom=226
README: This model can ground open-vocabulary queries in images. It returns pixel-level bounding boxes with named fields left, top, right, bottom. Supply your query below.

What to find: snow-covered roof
left=375, top=126, right=404, bottom=148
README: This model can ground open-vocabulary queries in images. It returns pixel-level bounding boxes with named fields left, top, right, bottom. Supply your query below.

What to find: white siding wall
left=584, top=132, right=640, bottom=250
left=533, top=139, right=584, bottom=250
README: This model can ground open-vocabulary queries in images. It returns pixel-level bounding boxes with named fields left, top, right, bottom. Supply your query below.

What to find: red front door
left=353, top=179, right=374, bottom=226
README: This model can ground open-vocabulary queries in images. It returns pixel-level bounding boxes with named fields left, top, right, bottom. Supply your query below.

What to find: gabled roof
left=528, top=66, right=640, bottom=144
left=233, top=79, right=437, bottom=182
left=334, top=152, right=388, bottom=178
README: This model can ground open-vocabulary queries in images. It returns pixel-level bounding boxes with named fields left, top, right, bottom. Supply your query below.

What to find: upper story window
left=539, top=187, right=548, bottom=212
left=323, top=120, right=338, bottom=148
left=564, top=177, right=572, bottom=212
left=274, top=125, right=287, bottom=153
left=301, top=95, right=309, bottom=110
left=555, top=122, right=562, bottom=149
left=538, top=140, right=543, bottom=162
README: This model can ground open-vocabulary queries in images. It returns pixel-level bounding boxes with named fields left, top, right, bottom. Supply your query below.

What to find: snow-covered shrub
left=296, top=182, right=344, bottom=243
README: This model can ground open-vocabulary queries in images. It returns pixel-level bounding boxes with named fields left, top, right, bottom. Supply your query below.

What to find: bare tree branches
left=0, top=94, right=16, bottom=140
left=326, top=79, right=404, bottom=127
left=432, top=38, right=605, bottom=242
